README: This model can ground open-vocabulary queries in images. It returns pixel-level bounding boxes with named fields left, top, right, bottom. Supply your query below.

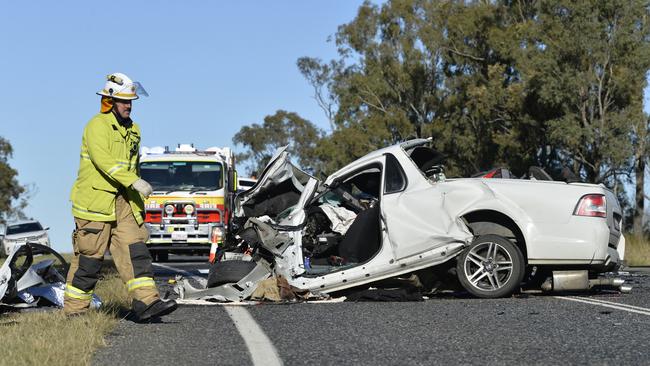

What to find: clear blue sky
left=0, top=1, right=366, bottom=252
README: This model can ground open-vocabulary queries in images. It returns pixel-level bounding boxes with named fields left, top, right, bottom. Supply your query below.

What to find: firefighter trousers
left=64, top=194, right=160, bottom=314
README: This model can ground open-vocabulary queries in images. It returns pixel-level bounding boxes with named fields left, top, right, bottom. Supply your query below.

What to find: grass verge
left=625, top=234, right=650, bottom=267
left=0, top=258, right=130, bottom=366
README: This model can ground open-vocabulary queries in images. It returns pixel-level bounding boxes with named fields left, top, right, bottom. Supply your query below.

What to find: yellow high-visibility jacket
left=70, top=112, right=145, bottom=224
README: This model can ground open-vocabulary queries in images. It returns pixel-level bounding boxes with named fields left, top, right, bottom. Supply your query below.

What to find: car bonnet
left=234, top=146, right=318, bottom=217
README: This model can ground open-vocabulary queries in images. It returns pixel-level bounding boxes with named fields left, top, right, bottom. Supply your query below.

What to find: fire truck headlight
left=164, top=204, right=175, bottom=216
left=184, top=204, right=195, bottom=215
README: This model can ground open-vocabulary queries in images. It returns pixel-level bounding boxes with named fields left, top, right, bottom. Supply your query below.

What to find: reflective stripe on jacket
left=70, top=112, right=145, bottom=224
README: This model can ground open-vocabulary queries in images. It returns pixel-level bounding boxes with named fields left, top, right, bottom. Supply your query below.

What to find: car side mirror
left=44, top=227, right=50, bottom=231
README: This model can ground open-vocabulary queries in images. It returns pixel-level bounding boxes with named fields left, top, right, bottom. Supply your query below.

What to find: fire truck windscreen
left=140, top=161, right=223, bottom=192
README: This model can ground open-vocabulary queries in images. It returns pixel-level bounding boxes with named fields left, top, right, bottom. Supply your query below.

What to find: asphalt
left=93, top=257, right=650, bottom=366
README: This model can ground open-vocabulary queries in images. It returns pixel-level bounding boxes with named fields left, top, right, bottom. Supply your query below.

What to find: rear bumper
left=598, top=235, right=625, bottom=271
left=526, top=217, right=619, bottom=265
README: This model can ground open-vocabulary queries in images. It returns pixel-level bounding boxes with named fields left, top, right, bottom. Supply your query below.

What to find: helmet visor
left=133, top=82, right=149, bottom=97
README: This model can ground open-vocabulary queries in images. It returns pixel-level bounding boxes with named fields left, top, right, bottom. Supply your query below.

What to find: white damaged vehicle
left=179, top=139, right=627, bottom=301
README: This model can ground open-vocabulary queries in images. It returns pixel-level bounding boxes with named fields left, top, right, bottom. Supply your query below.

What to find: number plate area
left=171, top=231, right=188, bottom=241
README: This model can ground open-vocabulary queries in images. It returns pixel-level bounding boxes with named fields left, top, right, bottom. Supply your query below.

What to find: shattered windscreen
left=140, top=161, right=223, bottom=192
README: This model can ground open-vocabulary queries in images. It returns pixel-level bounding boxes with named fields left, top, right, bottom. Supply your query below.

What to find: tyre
left=207, top=260, right=257, bottom=288
left=456, top=234, right=525, bottom=298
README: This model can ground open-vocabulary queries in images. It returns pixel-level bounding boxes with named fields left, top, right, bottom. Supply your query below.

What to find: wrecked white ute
left=183, top=139, right=625, bottom=301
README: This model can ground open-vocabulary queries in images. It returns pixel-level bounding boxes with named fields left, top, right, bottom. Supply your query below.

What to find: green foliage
left=296, top=0, right=650, bottom=182
left=0, top=136, right=26, bottom=223
left=297, top=0, right=539, bottom=176
left=427, top=1, right=538, bottom=176
left=521, top=0, right=650, bottom=184
left=233, top=110, right=324, bottom=176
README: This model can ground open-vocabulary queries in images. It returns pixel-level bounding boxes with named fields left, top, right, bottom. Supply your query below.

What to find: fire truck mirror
left=228, top=169, right=237, bottom=192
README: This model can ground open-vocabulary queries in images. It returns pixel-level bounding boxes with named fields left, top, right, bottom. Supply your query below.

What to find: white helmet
left=96, top=72, right=148, bottom=100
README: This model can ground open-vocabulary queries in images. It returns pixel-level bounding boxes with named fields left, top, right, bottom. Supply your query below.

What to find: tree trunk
left=633, top=157, right=645, bottom=236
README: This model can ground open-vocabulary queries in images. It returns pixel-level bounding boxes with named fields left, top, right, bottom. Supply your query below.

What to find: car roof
left=321, top=139, right=430, bottom=183
left=340, top=138, right=430, bottom=166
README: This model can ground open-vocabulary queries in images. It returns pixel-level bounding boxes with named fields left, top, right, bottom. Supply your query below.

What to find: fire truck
left=139, top=144, right=237, bottom=262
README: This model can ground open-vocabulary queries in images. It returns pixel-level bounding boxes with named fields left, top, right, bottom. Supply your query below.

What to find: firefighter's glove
left=132, top=179, right=153, bottom=198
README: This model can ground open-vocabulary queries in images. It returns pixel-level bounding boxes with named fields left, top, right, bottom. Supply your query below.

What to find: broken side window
left=384, top=154, right=407, bottom=194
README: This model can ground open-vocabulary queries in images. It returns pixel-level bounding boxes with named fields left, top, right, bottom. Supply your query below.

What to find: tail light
left=574, top=194, right=606, bottom=217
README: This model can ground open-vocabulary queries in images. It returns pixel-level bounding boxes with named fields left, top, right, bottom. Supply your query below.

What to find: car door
left=381, top=153, right=470, bottom=260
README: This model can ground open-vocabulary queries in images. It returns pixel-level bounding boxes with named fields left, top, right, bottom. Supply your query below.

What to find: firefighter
left=65, top=72, right=177, bottom=321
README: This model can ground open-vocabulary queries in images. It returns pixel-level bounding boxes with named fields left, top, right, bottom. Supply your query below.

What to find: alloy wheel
left=463, top=240, right=514, bottom=292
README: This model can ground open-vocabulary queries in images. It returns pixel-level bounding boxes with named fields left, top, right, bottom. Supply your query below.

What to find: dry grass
left=0, top=258, right=131, bottom=366
left=624, top=234, right=650, bottom=267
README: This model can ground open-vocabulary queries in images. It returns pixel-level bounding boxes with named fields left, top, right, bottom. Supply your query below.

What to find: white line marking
left=225, top=306, right=283, bottom=366
left=556, top=296, right=650, bottom=316
left=198, top=269, right=209, bottom=274
left=566, top=296, right=650, bottom=312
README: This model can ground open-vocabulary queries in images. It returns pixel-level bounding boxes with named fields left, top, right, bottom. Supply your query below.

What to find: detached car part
left=0, top=243, right=101, bottom=309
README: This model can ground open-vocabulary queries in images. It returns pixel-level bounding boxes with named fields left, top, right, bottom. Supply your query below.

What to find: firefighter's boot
left=133, top=298, right=178, bottom=322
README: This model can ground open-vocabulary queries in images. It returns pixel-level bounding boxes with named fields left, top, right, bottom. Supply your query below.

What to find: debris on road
left=0, top=243, right=101, bottom=311
left=174, top=273, right=328, bottom=303
left=174, top=269, right=428, bottom=304
left=250, top=276, right=319, bottom=302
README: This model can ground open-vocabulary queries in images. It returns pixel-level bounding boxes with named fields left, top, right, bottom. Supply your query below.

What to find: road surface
left=93, top=256, right=650, bottom=366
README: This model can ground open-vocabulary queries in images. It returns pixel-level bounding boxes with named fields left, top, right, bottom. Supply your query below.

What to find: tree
left=299, top=1, right=450, bottom=172
left=520, top=1, right=650, bottom=185
left=232, top=110, right=324, bottom=176
left=427, top=1, right=539, bottom=176
left=299, top=1, right=538, bottom=176
left=297, top=57, right=342, bottom=131
left=0, top=136, right=27, bottom=223
left=631, top=114, right=650, bottom=235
